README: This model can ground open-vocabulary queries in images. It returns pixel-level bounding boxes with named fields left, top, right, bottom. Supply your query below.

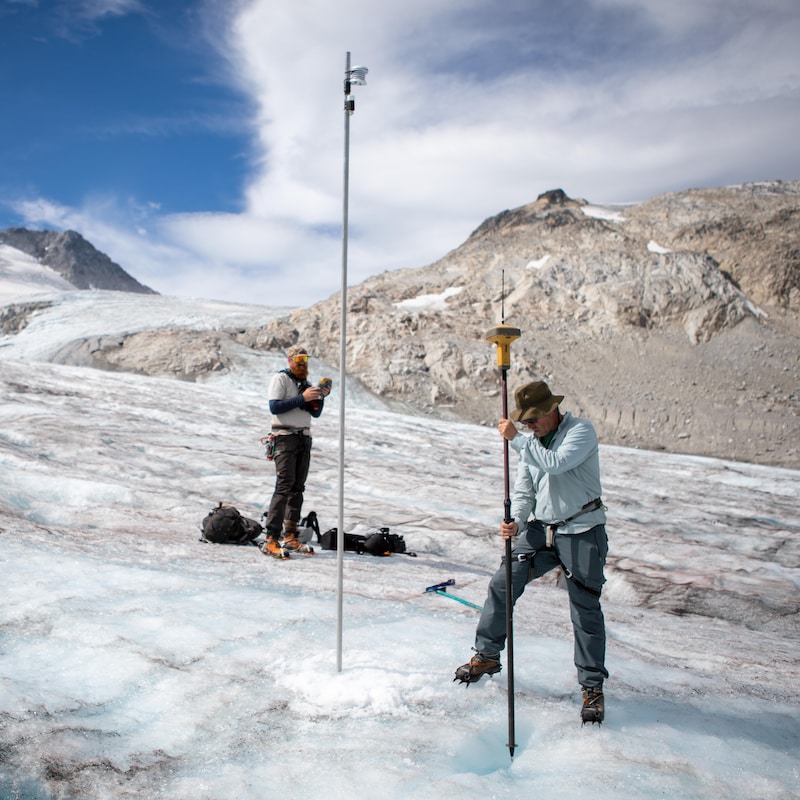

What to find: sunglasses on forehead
left=291, top=354, right=308, bottom=363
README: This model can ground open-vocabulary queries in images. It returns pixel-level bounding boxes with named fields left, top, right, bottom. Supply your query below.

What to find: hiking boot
left=453, top=653, right=502, bottom=685
left=581, top=685, right=605, bottom=724
left=282, top=534, right=314, bottom=555
left=261, top=538, right=289, bottom=559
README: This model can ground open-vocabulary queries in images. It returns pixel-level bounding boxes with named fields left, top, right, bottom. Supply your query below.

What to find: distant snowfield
left=1, top=287, right=799, bottom=799
left=580, top=204, right=627, bottom=223
left=0, top=244, right=76, bottom=302
left=0, top=286, right=292, bottom=363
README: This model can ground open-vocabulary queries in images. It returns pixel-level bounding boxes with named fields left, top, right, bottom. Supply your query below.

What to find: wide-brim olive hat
left=509, top=381, right=564, bottom=422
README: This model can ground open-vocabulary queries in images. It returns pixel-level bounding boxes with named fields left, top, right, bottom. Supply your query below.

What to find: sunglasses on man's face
left=292, top=355, right=309, bottom=364
left=523, top=413, right=553, bottom=425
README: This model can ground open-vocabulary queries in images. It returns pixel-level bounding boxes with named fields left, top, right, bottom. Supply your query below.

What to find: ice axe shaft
left=436, top=590, right=483, bottom=611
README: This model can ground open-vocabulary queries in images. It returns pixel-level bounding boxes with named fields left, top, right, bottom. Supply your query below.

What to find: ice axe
left=424, top=580, right=484, bottom=611
left=486, top=311, right=521, bottom=759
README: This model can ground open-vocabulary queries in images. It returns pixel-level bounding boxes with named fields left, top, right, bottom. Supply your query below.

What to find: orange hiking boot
left=282, top=534, right=314, bottom=555
left=261, top=538, right=289, bottom=559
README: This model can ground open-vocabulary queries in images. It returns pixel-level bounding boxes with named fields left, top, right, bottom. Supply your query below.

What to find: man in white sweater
left=262, top=345, right=330, bottom=559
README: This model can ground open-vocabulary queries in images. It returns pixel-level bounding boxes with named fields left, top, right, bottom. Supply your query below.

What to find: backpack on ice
left=200, top=503, right=262, bottom=545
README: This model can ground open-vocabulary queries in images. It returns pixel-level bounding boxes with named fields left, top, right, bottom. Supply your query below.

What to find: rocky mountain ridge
left=239, top=182, right=800, bottom=468
left=0, top=227, right=155, bottom=295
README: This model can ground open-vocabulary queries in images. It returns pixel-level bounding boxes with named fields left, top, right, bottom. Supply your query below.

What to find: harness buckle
left=502, top=551, right=534, bottom=564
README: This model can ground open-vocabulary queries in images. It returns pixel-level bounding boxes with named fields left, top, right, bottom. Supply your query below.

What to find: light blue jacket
left=509, top=411, right=606, bottom=534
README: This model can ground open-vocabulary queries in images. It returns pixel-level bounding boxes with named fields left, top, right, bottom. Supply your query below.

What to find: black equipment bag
left=318, top=527, right=367, bottom=553
left=363, top=528, right=407, bottom=556
left=201, top=503, right=263, bottom=545
left=319, top=526, right=407, bottom=556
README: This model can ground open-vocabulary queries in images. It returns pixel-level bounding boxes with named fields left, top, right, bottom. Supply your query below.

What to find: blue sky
left=1, top=2, right=251, bottom=215
left=1, top=0, right=799, bottom=307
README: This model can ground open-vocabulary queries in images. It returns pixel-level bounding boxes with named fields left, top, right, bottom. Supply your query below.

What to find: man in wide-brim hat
left=455, top=380, right=609, bottom=725
left=508, top=380, right=564, bottom=434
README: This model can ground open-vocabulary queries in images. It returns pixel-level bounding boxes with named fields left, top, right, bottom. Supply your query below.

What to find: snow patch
left=526, top=255, right=551, bottom=270
left=648, top=240, right=672, bottom=254
left=581, top=205, right=626, bottom=222
left=393, top=286, right=462, bottom=311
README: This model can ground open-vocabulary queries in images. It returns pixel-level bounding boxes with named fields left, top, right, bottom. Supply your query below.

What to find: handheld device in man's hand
left=319, top=377, right=332, bottom=391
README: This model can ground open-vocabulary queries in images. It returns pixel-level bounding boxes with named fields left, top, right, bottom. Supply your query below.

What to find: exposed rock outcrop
left=0, top=301, right=55, bottom=334
left=49, top=329, right=233, bottom=381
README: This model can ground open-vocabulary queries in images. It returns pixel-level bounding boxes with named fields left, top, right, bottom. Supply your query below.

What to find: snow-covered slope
left=0, top=243, right=76, bottom=302
left=0, top=282, right=798, bottom=799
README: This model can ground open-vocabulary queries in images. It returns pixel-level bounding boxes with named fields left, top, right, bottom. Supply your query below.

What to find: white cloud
left=10, top=0, right=800, bottom=308
left=215, top=0, right=800, bottom=297
left=76, top=0, right=144, bottom=19
left=44, top=0, right=146, bottom=41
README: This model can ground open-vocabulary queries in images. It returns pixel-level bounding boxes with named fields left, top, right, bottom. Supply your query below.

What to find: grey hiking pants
left=474, top=521, right=609, bottom=688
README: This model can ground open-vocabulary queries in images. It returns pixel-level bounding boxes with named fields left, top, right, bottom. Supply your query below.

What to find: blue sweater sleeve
left=269, top=395, right=305, bottom=415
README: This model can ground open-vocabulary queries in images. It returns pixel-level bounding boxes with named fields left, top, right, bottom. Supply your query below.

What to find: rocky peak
left=468, top=187, right=586, bottom=239
left=0, top=227, right=156, bottom=295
